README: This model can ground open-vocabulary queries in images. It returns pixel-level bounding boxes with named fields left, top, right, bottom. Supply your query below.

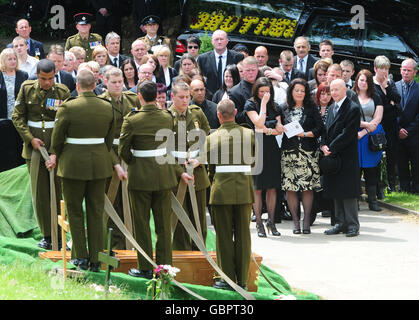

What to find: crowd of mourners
left=0, top=11, right=418, bottom=289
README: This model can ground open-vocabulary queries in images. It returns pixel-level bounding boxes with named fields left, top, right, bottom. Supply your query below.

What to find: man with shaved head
left=190, top=78, right=219, bottom=129
left=254, top=46, right=269, bottom=68
left=197, top=29, right=244, bottom=96
left=321, top=79, right=361, bottom=237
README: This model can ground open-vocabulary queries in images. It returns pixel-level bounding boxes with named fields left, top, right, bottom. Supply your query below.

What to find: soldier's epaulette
left=21, top=79, right=37, bottom=87
left=63, top=96, right=77, bottom=102
left=123, top=91, right=137, bottom=97
left=127, top=109, right=140, bottom=117
left=54, top=83, right=70, bottom=93
left=188, top=104, right=202, bottom=110
left=165, top=109, right=175, bottom=118
left=96, top=96, right=114, bottom=105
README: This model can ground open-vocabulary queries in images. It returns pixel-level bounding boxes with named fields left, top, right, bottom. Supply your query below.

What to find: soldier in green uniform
left=12, top=59, right=70, bottom=250
left=99, top=67, right=141, bottom=249
left=51, top=69, right=115, bottom=272
left=138, top=15, right=172, bottom=61
left=118, top=80, right=192, bottom=279
left=65, top=13, right=103, bottom=62
left=169, top=81, right=211, bottom=250
left=192, top=99, right=255, bottom=290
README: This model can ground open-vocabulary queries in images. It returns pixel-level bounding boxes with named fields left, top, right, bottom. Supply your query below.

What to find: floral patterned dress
left=281, top=107, right=321, bottom=192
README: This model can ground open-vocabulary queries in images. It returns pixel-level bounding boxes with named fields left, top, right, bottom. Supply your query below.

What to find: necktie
left=333, top=103, right=339, bottom=117
left=113, top=57, right=118, bottom=67
left=299, top=59, right=304, bottom=73
left=402, top=83, right=410, bottom=109
left=217, top=55, right=223, bottom=88
left=55, top=74, right=59, bottom=83
left=285, top=72, right=290, bottom=84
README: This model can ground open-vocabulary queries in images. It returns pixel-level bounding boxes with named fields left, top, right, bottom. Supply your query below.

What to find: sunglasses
left=188, top=45, right=199, bottom=49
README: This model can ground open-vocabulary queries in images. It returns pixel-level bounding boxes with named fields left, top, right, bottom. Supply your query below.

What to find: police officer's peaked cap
left=141, top=15, right=160, bottom=26
left=74, top=13, right=94, bottom=25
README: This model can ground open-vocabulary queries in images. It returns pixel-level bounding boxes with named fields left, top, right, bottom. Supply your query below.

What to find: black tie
left=55, top=74, right=59, bottom=83
left=285, top=72, right=290, bottom=84
left=217, top=55, right=223, bottom=88
left=113, top=57, right=118, bottom=67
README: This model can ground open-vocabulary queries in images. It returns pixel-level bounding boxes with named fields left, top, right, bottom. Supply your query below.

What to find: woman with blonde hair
left=154, top=45, right=178, bottom=91
left=92, top=45, right=110, bottom=73
left=0, top=48, right=28, bottom=171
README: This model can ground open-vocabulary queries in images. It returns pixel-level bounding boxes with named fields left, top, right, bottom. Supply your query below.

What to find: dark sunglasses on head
left=188, top=45, right=199, bottom=49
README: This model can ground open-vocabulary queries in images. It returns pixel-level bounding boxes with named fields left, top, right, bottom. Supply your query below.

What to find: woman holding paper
left=244, top=77, right=284, bottom=238
left=279, top=78, right=324, bottom=234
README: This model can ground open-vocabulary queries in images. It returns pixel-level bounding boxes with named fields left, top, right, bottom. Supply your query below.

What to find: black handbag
left=368, top=128, right=387, bottom=152
left=360, top=104, right=387, bottom=152
left=319, top=154, right=341, bottom=175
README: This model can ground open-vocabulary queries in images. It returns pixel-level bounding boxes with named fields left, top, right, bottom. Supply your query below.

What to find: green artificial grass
left=383, top=191, right=419, bottom=212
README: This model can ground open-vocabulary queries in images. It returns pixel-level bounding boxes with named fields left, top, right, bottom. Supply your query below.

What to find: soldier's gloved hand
left=181, top=172, right=194, bottom=184
left=31, top=138, right=45, bottom=150
left=114, top=164, right=128, bottom=180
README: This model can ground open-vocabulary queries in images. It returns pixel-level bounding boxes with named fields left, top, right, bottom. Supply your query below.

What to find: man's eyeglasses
left=188, top=45, right=199, bottom=49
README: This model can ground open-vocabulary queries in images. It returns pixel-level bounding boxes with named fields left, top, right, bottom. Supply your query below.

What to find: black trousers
left=382, top=119, right=399, bottom=187
left=398, top=141, right=419, bottom=193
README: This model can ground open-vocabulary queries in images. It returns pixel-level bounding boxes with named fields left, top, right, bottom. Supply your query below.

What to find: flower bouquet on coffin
left=146, top=265, right=180, bottom=300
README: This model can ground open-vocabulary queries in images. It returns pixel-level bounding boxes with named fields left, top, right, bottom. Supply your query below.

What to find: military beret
left=141, top=15, right=160, bottom=26
left=74, top=13, right=94, bottom=25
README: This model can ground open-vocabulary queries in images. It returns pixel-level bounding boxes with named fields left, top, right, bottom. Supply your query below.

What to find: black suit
left=109, top=54, right=129, bottom=68
left=293, top=54, right=318, bottom=80
left=228, top=79, right=254, bottom=125
left=321, top=97, right=361, bottom=231
left=190, top=98, right=219, bottom=129
left=30, top=70, right=75, bottom=92
left=91, top=0, right=122, bottom=41
left=7, top=38, right=45, bottom=60
left=396, top=80, right=419, bottom=193
left=282, top=68, right=305, bottom=84
left=197, top=49, right=244, bottom=96
left=156, top=66, right=178, bottom=91
left=0, top=70, right=28, bottom=172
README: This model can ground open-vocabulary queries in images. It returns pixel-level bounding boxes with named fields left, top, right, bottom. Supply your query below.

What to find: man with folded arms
left=51, top=69, right=115, bottom=272
left=118, top=80, right=192, bottom=279
left=12, top=59, right=70, bottom=250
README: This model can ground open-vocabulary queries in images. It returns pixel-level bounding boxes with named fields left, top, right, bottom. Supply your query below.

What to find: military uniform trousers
left=62, top=178, right=106, bottom=263
left=129, top=189, right=172, bottom=271
left=26, top=157, right=61, bottom=238
left=211, top=204, right=252, bottom=285
left=172, top=188, right=207, bottom=251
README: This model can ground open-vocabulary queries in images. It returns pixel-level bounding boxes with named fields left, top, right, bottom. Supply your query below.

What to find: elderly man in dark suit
left=321, top=79, right=361, bottom=237
left=105, top=32, right=129, bottom=68
left=7, top=19, right=45, bottom=60
left=396, top=58, right=419, bottom=194
left=197, top=30, right=244, bottom=96
left=46, top=45, right=76, bottom=92
left=293, top=36, right=317, bottom=81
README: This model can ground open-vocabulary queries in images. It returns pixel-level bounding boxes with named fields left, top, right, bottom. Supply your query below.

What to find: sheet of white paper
left=275, top=133, right=283, bottom=148
left=284, top=121, right=304, bottom=138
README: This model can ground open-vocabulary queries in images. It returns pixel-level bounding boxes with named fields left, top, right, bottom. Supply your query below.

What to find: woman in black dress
left=245, top=77, right=283, bottom=237
left=279, top=78, right=324, bottom=234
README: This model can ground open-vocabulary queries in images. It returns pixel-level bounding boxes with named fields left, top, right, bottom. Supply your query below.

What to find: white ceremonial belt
left=66, top=138, right=105, bottom=144
left=113, top=139, right=119, bottom=145
left=215, top=165, right=252, bottom=173
left=171, top=149, right=200, bottom=159
left=28, top=120, right=55, bottom=129
left=133, top=148, right=167, bottom=157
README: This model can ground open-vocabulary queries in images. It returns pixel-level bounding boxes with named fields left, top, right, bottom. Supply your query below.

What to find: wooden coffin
left=39, top=250, right=263, bottom=292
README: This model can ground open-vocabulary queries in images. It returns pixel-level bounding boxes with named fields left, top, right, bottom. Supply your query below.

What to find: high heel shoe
left=293, top=229, right=301, bottom=234
left=256, top=223, right=267, bottom=238
left=266, top=219, right=281, bottom=236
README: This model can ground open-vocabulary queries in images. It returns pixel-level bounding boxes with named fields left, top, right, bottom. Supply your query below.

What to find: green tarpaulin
left=0, top=165, right=318, bottom=300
